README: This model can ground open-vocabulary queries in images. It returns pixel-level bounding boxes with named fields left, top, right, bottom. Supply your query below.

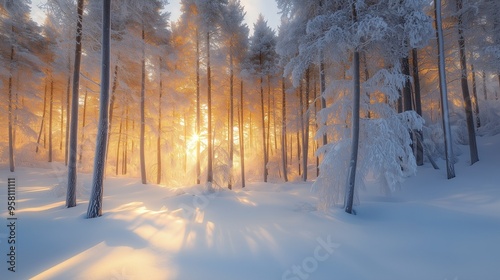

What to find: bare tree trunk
left=206, top=31, right=214, bottom=189
left=196, top=29, right=201, bottom=185
left=49, top=79, right=54, bottom=162
left=65, top=56, right=71, bottom=165
left=345, top=4, right=361, bottom=215
left=66, top=0, right=84, bottom=208
left=435, top=0, right=456, bottom=179
left=470, top=62, right=481, bottom=128
left=228, top=47, right=234, bottom=189
left=482, top=71, right=488, bottom=100
left=456, top=0, right=479, bottom=165
left=79, top=88, right=88, bottom=163
left=259, top=65, right=268, bottom=182
left=281, top=77, right=288, bottom=182
left=60, top=85, right=64, bottom=151
left=239, top=80, right=246, bottom=188
left=302, top=68, right=310, bottom=182
left=105, top=64, right=119, bottom=169
left=319, top=51, right=327, bottom=147
left=116, top=116, right=123, bottom=176
left=140, top=26, right=147, bottom=184
left=36, top=79, right=48, bottom=154
left=412, top=48, right=424, bottom=166
left=87, top=0, right=111, bottom=218
left=123, top=106, right=129, bottom=175
left=157, top=57, right=163, bottom=185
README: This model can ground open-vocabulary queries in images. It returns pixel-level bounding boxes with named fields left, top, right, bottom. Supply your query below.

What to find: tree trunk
left=482, top=71, right=488, bottom=100
left=140, top=26, right=147, bottom=184
left=79, top=88, right=88, bottom=163
left=259, top=61, right=268, bottom=182
left=412, top=48, right=424, bottom=166
left=157, top=57, right=163, bottom=185
left=435, top=0, right=456, bottom=179
left=239, top=80, right=246, bottom=188
left=345, top=3, right=360, bottom=215
left=319, top=51, right=327, bottom=147
left=87, top=0, right=111, bottom=218
left=206, top=31, right=214, bottom=189
left=49, top=79, right=54, bottom=162
left=281, top=77, right=288, bottom=182
left=456, top=0, right=479, bottom=165
left=196, top=29, right=201, bottom=185
left=116, top=116, right=123, bottom=176
left=302, top=68, right=310, bottom=182
left=228, top=47, right=234, bottom=189
left=105, top=63, right=119, bottom=169
left=36, top=79, right=48, bottom=154
left=66, top=0, right=84, bottom=208
left=65, top=56, right=71, bottom=165
left=470, top=63, right=481, bottom=128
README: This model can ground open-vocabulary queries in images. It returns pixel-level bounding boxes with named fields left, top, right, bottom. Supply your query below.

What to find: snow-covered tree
left=87, top=0, right=111, bottom=218
left=282, top=0, right=433, bottom=213
left=247, top=14, right=278, bottom=183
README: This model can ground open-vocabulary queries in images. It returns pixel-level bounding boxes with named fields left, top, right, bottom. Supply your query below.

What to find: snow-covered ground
left=1, top=134, right=500, bottom=280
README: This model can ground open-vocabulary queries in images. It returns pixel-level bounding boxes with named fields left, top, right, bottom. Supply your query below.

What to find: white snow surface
left=1, top=135, right=500, bottom=280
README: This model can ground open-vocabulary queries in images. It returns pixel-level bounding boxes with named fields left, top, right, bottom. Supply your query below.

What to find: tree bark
left=196, top=29, right=201, bottom=185
left=412, top=48, right=424, bottom=166
left=49, top=79, right=54, bottom=162
left=87, top=0, right=111, bottom=218
left=345, top=3, right=360, bottom=215
left=206, top=31, right=214, bottom=189
left=228, top=45, right=234, bottom=189
left=302, top=68, right=310, bottom=182
left=157, top=57, right=163, bottom=185
left=79, top=88, right=88, bottom=163
left=36, top=79, right=48, bottom=154
left=435, top=0, right=456, bottom=179
left=470, top=63, right=481, bottom=128
left=259, top=55, right=268, bottom=182
left=66, top=0, right=84, bottom=208
left=239, top=80, right=246, bottom=188
left=456, top=0, right=479, bottom=165
left=140, top=26, right=147, bottom=184
left=281, top=77, right=288, bottom=182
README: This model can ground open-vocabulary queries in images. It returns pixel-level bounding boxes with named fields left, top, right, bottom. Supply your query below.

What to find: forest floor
left=1, top=134, right=500, bottom=280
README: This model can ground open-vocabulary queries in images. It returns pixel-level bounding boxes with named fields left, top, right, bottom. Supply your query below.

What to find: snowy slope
left=1, top=134, right=499, bottom=280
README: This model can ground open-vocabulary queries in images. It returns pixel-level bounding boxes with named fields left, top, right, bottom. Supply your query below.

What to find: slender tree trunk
left=60, top=86, right=64, bottom=151
left=196, top=29, right=201, bottom=185
left=116, top=116, right=123, bottom=176
left=412, top=48, right=424, bottom=166
left=470, top=62, right=481, bottom=128
left=482, top=71, right=488, bottom=100
left=66, top=0, right=84, bottom=208
left=345, top=4, right=361, bottom=215
left=228, top=47, right=234, bottom=189
left=157, top=57, right=163, bottom=185
left=259, top=61, right=268, bottom=182
left=49, top=79, right=54, bottom=162
left=105, top=63, right=119, bottom=168
left=206, top=31, right=214, bottom=189
left=435, top=0, right=456, bottom=179
left=281, top=77, right=288, bottom=182
left=239, top=80, right=246, bottom=188
left=123, top=106, right=129, bottom=175
left=8, top=43, right=15, bottom=172
left=456, top=0, right=479, bottom=165
left=319, top=52, right=327, bottom=147
left=65, top=56, right=71, bottom=165
left=87, top=0, right=111, bottom=218
left=267, top=76, right=272, bottom=158
left=79, top=89, right=88, bottom=163
left=302, top=69, right=310, bottom=182
left=36, top=80, right=48, bottom=154
left=140, top=26, right=147, bottom=184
